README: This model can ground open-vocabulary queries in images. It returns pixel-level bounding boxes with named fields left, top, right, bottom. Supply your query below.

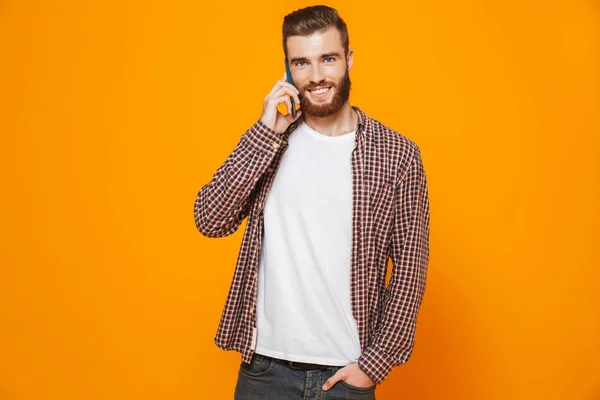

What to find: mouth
left=307, top=86, right=333, bottom=98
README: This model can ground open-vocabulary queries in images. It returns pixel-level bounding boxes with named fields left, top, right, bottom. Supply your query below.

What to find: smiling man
left=194, top=5, right=430, bottom=399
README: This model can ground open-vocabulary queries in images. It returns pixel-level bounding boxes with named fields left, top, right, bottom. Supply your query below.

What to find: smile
left=308, top=86, right=332, bottom=97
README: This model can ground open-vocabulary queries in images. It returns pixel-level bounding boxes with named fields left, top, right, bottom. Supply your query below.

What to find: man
left=194, top=5, right=430, bottom=399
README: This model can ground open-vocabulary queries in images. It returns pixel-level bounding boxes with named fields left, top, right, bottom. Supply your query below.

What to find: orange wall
left=0, top=1, right=598, bottom=399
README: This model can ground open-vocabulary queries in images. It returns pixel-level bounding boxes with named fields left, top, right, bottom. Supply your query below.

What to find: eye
left=324, top=57, right=335, bottom=63
left=295, top=61, right=307, bottom=67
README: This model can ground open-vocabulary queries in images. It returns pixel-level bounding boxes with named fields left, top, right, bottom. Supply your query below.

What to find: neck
left=301, top=101, right=358, bottom=137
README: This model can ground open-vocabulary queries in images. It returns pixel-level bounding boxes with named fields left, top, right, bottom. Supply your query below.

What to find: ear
left=346, top=48, right=354, bottom=71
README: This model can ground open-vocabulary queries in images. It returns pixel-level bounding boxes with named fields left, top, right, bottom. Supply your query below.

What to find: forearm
left=358, top=143, right=431, bottom=383
left=194, top=119, right=285, bottom=237
left=358, top=252, right=429, bottom=383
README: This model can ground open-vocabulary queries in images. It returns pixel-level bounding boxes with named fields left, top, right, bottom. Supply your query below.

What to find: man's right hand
left=260, top=72, right=303, bottom=134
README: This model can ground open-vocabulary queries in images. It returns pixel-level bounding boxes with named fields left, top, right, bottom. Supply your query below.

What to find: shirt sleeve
left=194, top=119, right=285, bottom=238
left=357, top=142, right=431, bottom=384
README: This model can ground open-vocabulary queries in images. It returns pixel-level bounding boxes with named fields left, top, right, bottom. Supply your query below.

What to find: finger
left=282, top=96, right=292, bottom=115
left=268, top=87, right=301, bottom=105
left=322, top=370, right=345, bottom=391
left=278, top=80, right=299, bottom=94
left=266, top=73, right=289, bottom=98
left=267, top=80, right=299, bottom=99
left=266, top=90, right=300, bottom=108
left=266, top=81, right=281, bottom=98
left=279, top=70, right=299, bottom=92
left=285, top=109, right=302, bottom=124
left=267, top=95, right=291, bottom=113
left=282, top=82, right=300, bottom=97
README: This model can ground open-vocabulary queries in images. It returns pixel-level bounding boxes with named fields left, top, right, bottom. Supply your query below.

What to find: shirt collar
left=352, top=105, right=369, bottom=138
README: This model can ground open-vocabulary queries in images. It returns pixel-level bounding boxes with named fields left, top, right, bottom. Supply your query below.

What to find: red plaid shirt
left=194, top=106, right=430, bottom=384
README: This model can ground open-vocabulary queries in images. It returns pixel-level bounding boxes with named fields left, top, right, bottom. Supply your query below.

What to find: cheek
left=296, top=78, right=309, bottom=91
left=328, top=70, right=345, bottom=85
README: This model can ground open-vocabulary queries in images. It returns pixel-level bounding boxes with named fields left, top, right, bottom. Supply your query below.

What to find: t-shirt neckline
left=299, top=119, right=356, bottom=142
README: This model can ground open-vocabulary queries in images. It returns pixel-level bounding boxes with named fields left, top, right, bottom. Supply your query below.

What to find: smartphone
left=284, top=58, right=297, bottom=118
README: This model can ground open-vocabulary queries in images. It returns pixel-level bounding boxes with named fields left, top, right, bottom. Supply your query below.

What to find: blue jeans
left=234, top=353, right=377, bottom=400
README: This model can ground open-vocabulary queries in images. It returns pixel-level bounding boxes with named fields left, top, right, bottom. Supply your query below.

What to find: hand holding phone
left=260, top=70, right=302, bottom=134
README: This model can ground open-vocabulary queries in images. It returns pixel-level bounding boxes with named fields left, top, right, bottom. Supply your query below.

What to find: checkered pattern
left=194, top=106, right=430, bottom=384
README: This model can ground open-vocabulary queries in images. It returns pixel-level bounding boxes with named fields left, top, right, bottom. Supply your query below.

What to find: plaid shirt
left=194, top=105, right=430, bottom=384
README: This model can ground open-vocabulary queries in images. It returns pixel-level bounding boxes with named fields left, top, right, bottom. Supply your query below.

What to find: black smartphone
left=284, top=58, right=297, bottom=118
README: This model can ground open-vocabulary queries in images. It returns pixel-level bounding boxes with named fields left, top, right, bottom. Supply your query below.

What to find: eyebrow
left=290, top=52, right=342, bottom=64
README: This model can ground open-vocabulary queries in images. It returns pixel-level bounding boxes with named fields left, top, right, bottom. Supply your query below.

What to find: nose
left=309, top=64, right=325, bottom=85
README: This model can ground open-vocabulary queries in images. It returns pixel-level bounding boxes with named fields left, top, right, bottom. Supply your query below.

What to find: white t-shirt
left=255, top=118, right=361, bottom=366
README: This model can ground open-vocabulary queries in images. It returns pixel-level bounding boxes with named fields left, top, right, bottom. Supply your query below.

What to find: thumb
left=322, top=369, right=344, bottom=391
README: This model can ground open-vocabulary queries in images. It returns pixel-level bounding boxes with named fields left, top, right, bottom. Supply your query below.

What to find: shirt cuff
left=242, top=118, right=286, bottom=157
left=357, top=343, right=396, bottom=384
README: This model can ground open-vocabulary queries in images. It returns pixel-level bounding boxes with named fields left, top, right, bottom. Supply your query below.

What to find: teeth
left=312, top=87, right=330, bottom=95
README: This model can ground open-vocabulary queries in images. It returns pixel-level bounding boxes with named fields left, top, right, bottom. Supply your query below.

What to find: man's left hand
left=322, top=362, right=376, bottom=391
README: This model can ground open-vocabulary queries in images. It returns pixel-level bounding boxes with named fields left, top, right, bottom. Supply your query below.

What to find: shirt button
left=271, top=141, right=280, bottom=149
left=267, top=168, right=273, bottom=173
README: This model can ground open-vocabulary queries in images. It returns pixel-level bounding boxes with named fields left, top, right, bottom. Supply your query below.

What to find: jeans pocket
left=340, top=380, right=377, bottom=392
left=239, top=354, right=275, bottom=377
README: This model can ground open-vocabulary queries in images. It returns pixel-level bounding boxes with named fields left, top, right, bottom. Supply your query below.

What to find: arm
left=358, top=142, right=431, bottom=383
left=194, top=71, right=302, bottom=238
left=193, top=119, right=285, bottom=238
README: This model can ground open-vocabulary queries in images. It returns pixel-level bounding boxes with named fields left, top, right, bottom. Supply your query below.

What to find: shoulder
left=364, top=113, right=422, bottom=179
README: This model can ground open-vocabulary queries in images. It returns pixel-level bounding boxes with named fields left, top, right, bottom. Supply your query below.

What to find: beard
left=298, top=65, right=351, bottom=118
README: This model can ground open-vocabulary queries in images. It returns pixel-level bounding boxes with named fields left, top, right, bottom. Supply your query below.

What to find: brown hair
left=282, top=5, right=350, bottom=59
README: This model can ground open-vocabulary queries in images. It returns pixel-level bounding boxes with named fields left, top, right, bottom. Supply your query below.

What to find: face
left=286, top=27, right=354, bottom=118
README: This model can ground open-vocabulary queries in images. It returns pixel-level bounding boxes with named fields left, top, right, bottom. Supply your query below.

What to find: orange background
left=1, top=1, right=599, bottom=399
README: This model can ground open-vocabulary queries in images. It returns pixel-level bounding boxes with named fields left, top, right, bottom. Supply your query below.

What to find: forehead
left=286, top=26, right=344, bottom=59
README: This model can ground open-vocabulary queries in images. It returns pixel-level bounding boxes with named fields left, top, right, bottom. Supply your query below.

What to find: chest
left=255, top=131, right=397, bottom=242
